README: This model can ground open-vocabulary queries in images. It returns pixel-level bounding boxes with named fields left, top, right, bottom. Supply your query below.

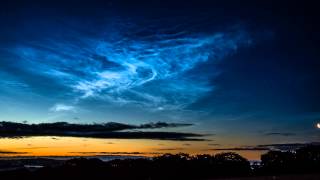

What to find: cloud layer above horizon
left=0, top=121, right=203, bottom=141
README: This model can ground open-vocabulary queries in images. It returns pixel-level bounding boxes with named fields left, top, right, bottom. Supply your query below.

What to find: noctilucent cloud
left=0, top=1, right=320, bottom=147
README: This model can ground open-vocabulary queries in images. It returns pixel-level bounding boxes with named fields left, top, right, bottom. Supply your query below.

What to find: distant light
left=317, top=123, right=320, bottom=129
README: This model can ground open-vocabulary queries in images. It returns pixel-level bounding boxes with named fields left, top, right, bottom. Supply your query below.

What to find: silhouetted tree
left=260, top=150, right=296, bottom=174
left=214, top=152, right=251, bottom=176
left=295, top=145, right=320, bottom=172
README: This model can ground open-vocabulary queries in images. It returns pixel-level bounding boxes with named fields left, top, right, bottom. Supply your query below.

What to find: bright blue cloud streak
left=9, top=21, right=251, bottom=111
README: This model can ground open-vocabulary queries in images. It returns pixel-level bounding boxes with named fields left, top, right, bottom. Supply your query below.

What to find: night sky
left=0, top=0, right=319, bottom=158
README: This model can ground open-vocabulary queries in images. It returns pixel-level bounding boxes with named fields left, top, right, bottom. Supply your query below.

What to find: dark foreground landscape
left=0, top=145, right=319, bottom=179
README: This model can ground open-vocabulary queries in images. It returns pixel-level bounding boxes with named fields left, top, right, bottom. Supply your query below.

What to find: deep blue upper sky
left=0, top=0, right=319, bottom=144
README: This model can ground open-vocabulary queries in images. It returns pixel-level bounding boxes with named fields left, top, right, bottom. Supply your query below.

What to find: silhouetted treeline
left=256, top=145, right=320, bottom=175
left=0, top=145, right=319, bottom=179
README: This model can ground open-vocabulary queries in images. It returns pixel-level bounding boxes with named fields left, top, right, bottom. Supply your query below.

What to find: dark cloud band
left=0, top=121, right=204, bottom=141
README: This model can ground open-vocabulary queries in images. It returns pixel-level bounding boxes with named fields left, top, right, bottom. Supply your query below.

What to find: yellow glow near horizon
left=0, top=136, right=265, bottom=160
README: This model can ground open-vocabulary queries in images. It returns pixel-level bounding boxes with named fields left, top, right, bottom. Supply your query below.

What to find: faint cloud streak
left=49, top=104, right=76, bottom=112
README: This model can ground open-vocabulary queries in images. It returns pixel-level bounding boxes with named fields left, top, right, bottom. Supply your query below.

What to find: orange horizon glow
left=0, top=136, right=265, bottom=160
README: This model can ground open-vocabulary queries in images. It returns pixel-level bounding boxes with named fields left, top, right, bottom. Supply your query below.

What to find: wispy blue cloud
left=49, top=104, right=76, bottom=112
left=8, top=20, right=251, bottom=112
